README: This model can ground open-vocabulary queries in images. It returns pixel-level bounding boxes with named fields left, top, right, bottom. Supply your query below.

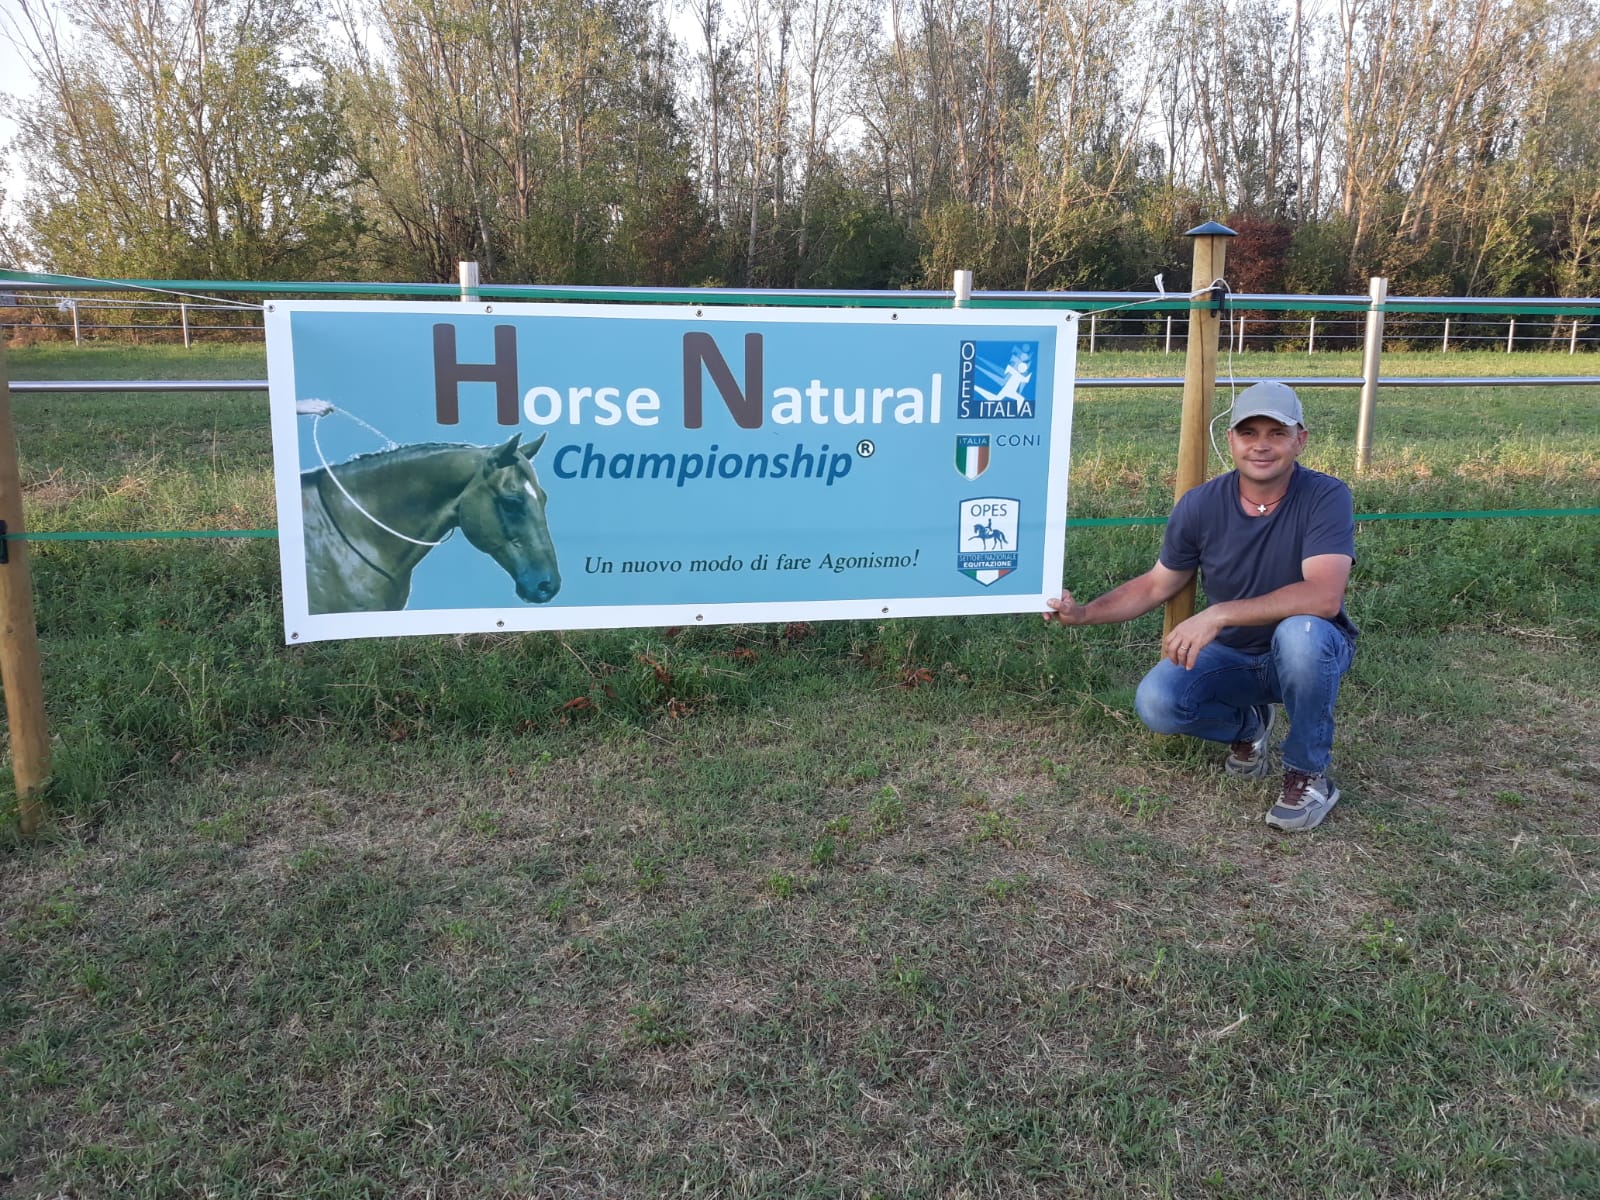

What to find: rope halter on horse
left=298, top=399, right=454, bottom=548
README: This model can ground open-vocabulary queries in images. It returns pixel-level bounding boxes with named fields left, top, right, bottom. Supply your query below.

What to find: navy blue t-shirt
left=1160, top=464, right=1359, bottom=653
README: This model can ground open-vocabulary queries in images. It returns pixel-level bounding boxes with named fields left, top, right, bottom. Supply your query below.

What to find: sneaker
left=1224, top=705, right=1275, bottom=778
left=1265, top=769, right=1340, bottom=832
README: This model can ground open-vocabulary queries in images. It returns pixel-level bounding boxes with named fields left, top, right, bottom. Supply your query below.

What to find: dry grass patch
left=7, top=682, right=1598, bottom=1197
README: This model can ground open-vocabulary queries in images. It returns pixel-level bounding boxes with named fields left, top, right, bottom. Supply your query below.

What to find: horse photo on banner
left=266, top=301, right=1077, bottom=643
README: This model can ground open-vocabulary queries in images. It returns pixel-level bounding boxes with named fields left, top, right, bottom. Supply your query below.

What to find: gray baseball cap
left=1228, top=380, right=1305, bottom=430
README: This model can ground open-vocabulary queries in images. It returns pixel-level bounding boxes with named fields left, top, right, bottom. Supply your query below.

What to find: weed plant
left=2, top=344, right=1597, bottom=1198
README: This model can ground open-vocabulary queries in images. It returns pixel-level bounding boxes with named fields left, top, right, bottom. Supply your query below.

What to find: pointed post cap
left=1184, top=221, right=1238, bottom=237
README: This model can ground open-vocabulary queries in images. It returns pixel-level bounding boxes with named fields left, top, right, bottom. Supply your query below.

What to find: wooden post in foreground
left=0, top=340, right=50, bottom=835
left=1164, top=221, right=1236, bottom=637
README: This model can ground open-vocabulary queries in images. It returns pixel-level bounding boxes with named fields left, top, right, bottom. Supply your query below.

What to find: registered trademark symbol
left=856, top=439, right=876, bottom=458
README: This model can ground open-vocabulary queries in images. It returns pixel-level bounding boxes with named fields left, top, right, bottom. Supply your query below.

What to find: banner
left=267, top=301, right=1076, bottom=643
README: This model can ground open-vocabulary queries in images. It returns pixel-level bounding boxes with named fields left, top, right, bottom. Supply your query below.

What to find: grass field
left=2, top=341, right=1598, bottom=1198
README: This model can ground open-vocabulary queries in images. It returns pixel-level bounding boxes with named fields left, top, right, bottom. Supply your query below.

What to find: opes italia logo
left=957, top=341, right=1038, bottom=419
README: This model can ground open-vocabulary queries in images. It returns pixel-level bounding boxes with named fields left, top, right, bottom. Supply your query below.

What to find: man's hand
left=1044, top=590, right=1088, bottom=627
left=1043, top=566, right=1193, bottom=631
left=1162, top=610, right=1225, bottom=669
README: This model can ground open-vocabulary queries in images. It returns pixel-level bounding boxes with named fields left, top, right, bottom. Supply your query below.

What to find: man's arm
left=1045, top=561, right=1195, bottom=628
left=1161, top=553, right=1352, bottom=669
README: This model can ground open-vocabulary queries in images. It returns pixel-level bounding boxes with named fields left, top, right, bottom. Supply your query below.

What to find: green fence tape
left=1351, top=508, right=1600, bottom=522
left=6, top=508, right=1596, bottom=542
left=1065, top=508, right=1600, bottom=527
left=5, top=268, right=1597, bottom=318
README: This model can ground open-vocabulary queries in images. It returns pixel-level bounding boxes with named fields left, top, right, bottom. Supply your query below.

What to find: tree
left=1173, top=0, right=1321, bottom=218
left=332, top=0, right=692, bottom=282
left=1006, top=0, right=1156, bottom=287
left=791, top=0, right=874, bottom=265
left=8, top=0, right=354, bottom=278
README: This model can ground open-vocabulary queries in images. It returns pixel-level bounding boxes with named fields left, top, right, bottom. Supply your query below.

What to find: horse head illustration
left=457, top=434, right=561, bottom=605
left=301, top=433, right=560, bottom=614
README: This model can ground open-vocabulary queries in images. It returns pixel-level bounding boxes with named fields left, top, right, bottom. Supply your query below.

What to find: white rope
left=1207, top=278, right=1242, bottom=467
left=1074, top=284, right=1218, bottom=322
left=303, top=400, right=453, bottom=548
left=1082, top=276, right=1241, bottom=466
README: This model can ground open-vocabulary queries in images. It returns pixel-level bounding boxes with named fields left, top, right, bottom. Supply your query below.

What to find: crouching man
left=1046, top=381, right=1358, bottom=831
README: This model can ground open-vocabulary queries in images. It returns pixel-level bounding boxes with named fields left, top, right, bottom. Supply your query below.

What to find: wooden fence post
left=0, top=340, right=51, bottom=835
left=1164, top=220, right=1235, bottom=637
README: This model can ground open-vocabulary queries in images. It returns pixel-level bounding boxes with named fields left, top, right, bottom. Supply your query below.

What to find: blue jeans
left=1133, top=616, right=1355, bottom=775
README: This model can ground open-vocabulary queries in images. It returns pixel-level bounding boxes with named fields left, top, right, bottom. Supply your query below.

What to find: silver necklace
left=1242, top=490, right=1284, bottom=515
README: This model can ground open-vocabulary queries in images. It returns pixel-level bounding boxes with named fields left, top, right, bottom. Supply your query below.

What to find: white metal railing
left=6, top=303, right=1593, bottom=354
left=1077, top=310, right=1594, bottom=354
left=2, top=277, right=1595, bottom=353
left=14, top=374, right=1600, bottom=395
left=0, top=294, right=263, bottom=347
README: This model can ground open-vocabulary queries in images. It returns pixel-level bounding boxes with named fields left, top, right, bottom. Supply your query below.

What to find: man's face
left=1227, top=416, right=1308, bottom=488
